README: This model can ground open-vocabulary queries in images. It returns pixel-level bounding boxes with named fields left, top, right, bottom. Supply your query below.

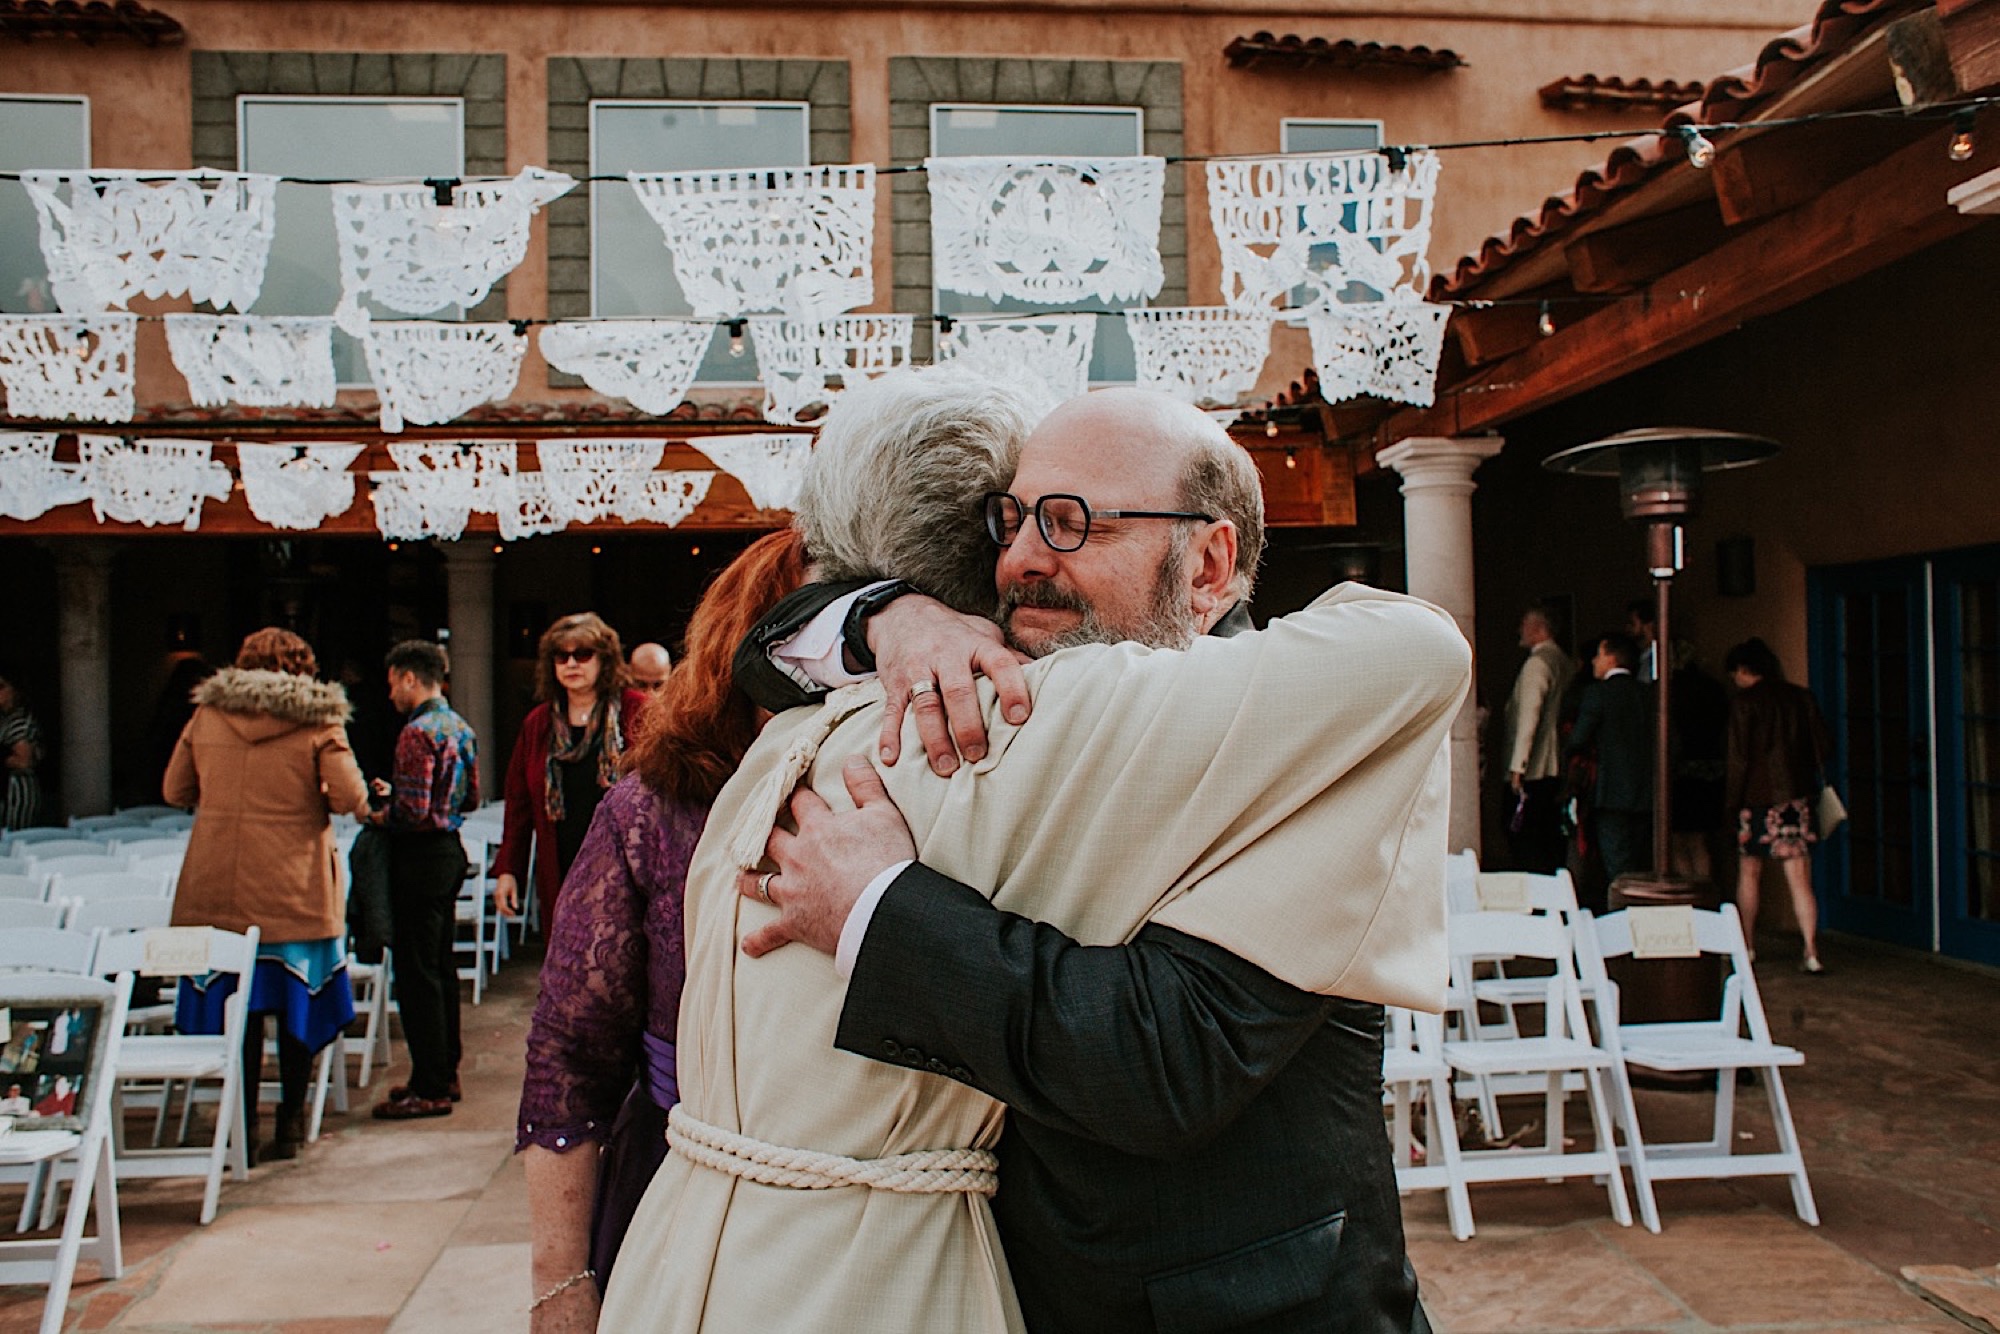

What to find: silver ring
left=757, top=871, right=775, bottom=904
left=907, top=680, right=939, bottom=703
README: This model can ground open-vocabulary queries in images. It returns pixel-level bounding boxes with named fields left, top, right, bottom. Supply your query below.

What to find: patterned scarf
left=544, top=694, right=627, bottom=824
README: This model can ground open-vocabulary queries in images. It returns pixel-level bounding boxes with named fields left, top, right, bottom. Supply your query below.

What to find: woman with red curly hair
left=515, top=530, right=808, bottom=1327
left=494, top=612, right=650, bottom=929
left=165, top=626, right=369, bottom=1163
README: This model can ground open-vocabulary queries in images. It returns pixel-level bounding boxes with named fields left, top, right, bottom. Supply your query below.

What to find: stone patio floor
left=0, top=929, right=1991, bottom=1332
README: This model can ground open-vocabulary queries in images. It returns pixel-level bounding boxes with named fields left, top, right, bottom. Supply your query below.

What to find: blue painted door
left=1929, top=549, right=2000, bottom=966
left=1809, top=560, right=1933, bottom=950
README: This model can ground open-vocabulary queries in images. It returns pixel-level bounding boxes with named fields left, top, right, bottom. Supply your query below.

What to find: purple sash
left=588, top=1032, right=677, bottom=1289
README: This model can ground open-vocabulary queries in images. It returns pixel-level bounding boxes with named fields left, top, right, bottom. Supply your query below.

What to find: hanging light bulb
left=491, top=544, right=502, bottom=554
left=1537, top=300, right=1556, bottom=338
left=1284, top=448, right=1297, bottom=470
left=727, top=320, right=747, bottom=358
left=1676, top=124, right=1716, bottom=170
left=1264, top=418, right=1280, bottom=439
left=1949, top=109, right=1977, bottom=163
left=690, top=544, right=702, bottom=556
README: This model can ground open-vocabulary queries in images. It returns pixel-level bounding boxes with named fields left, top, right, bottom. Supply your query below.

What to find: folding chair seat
left=1578, top=904, right=1818, bottom=1225
left=0, top=929, right=98, bottom=976
left=0, top=902, right=66, bottom=930
left=0, top=972, right=131, bottom=1334
left=1382, top=1006, right=1472, bottom=1240
left=0, top=875, right=51, bottom=904
left=1441, top=910, right=1646, bottom=1230
left=90, top=926, right=259, bottom=1225
left=146, top=814, right=194, bottom=834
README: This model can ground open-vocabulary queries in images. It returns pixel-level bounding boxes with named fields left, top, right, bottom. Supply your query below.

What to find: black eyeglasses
left=983, top=492, right=1215, bottom=553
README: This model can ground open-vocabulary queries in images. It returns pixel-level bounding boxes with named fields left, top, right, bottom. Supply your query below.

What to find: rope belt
left=666, top=1104, right=998, bottom=1197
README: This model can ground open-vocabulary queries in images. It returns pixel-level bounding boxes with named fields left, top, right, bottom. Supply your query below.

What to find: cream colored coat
left=600, top=584, right=1470, bottom=1333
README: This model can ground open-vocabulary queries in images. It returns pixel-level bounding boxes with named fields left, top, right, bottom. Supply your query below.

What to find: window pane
left=592, top=102, right=809, bottom=385
left=240, top=98, right=465, bottom=384
left=0, top=97, right=89, bottom=314
left=1281, top=120, right=1383, bottom=155
left=930, top=105, right=1144, bottom=382
left=1280, top=120, right=1386, bottom=309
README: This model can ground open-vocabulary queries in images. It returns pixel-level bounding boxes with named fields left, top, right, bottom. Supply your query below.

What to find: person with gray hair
left=600, top=383, right=1463, bottom=1333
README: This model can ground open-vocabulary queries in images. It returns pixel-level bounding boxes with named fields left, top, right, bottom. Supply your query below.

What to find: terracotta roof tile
left=0, top=0, right=184, bottom=45
left=1434, top=0, right=1914, bottom=297
left=1538, top=76, right=1709, bottom=111
left=1224, top=33, right=1466, bottom=75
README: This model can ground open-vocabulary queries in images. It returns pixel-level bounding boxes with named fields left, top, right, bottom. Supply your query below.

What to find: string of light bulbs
left=0, top=92, right=1991, bottom=188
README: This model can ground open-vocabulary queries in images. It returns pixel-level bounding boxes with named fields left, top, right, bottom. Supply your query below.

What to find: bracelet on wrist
left=531, top=1270, right=596, bottom=1310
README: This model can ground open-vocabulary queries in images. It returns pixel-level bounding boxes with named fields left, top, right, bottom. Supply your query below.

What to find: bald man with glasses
left=724, top=388, right=1455, bottom=1334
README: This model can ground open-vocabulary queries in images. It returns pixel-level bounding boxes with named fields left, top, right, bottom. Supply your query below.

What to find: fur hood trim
left=193, top=668, right=353, bottom=726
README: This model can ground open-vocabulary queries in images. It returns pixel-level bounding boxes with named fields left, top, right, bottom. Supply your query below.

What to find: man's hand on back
left=740, top=757, right=918, bottom=958
left=867, top=595, right=1032, bottom=776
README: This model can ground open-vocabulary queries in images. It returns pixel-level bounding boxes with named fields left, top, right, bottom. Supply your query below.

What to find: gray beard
left=998, top=542, right=1200, bottom=658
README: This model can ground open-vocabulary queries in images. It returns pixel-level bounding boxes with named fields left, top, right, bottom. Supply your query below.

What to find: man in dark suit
left=1567, top=631, right=1654, bottom=883
left=738, top=388, right=1440, bottom=1333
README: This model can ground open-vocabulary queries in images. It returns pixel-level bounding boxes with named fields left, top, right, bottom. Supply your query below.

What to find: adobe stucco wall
left=6, top=0, right=1795, bottom=404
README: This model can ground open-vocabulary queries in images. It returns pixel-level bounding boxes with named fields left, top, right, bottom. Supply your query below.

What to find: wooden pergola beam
left=1367, top=123, right=1999, bottom=450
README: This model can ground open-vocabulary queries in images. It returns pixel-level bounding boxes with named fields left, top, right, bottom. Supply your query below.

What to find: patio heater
left=1543, top=429, right=1775, bottom=1043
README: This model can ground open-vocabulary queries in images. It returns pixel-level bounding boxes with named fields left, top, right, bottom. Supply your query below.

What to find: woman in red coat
left=494, top=613, right=649, bottom=929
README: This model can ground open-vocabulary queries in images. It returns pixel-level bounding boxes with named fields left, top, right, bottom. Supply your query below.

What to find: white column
left=1377, top=435, right=1504, bottom=857
left=53, top=541, right=116, bottom=819
left=442, top=543, right=497, bottom=797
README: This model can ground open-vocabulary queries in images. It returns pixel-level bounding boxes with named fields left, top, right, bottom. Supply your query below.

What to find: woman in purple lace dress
left=516, top=530, right=808, bottom=1332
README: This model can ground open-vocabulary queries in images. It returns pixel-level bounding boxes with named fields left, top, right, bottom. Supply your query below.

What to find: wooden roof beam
left=1366, top=122, right=1998, bottom=450
left=1709, top=114, right=1923, bottom=226
left=1563, top=201, right=1732, bottom=292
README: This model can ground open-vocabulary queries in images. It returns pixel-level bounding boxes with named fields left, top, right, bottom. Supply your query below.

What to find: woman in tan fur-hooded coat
left=165, top=627, right=369, bottom=1161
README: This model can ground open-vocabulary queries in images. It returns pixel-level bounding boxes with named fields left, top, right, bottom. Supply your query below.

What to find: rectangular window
left=1281, top=118, right=1384, bottom=156
left=1280, top=119, right=1387, bottom=314
left=239, top=96, right=466, bottom=384
left=0, top=96, right=90, bottom=314
left=591, top=100, right=810, bottom=385
left=930, top=103, right=1146, bottom=382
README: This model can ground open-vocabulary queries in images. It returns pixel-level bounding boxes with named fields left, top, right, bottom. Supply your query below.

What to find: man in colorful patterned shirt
left=369, top=639, right=480, bottom=1119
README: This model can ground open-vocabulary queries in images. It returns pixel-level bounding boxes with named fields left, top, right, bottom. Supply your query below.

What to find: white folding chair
left=65, top=898, right=174, bottom=934
left=31, top=857, right=133, bottom=884
left=0, top=831, right=97, bottom=851
left=90, top=926, right=260, bottom=1225
left=454, top=830, right=501, bottom=1004
left=0, top=902, right=66, bottom=930
left=65, top=815, right=150, bottom=836
left=1578, top=905, right=1819, bottom=1225
left=1449, top=869, right=1590, bottom=1132
left=0, top=930, right=98, bottom=976
left=111, top=806, right=180, bottom=823
left=146, top=814, right=194, bottom=833
left=0, top=875, right=52, bottom=904
left=1441, top=911, right=1644, bottom=1230
left=341, top=950, right=393, bottom=1090
left=1383, top=1006, right=1473, bottom=1240
left=49, top=871, right=173, bottom=908
left=0, top=972, right=131, bottom=1334
left=99, top=837, right=184, bottom=863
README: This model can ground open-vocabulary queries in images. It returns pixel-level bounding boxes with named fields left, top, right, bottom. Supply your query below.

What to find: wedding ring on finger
left=757, top=871, right=776, bottom=904
left=907, top=679, right=939, bottom=706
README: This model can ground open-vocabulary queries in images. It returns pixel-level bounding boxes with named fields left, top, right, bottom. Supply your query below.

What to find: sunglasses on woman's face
left=553, top=648, right=597, bottom=665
